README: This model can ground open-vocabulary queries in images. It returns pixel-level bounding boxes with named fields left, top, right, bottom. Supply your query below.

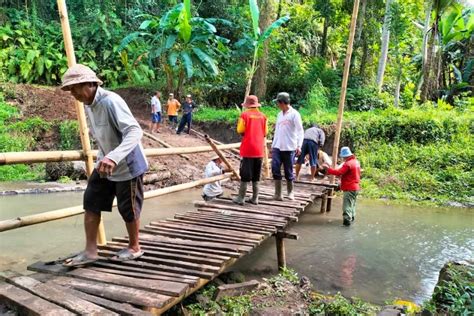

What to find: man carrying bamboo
left=233, top=95, right=268, bottom=205
left=271, top=92, right=304, bottom=200
left=60, top=64, right=148, bottom=266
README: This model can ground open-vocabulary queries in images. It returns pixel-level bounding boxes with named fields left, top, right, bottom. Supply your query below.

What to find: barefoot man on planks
left=60, top=64, right=148, bottom=266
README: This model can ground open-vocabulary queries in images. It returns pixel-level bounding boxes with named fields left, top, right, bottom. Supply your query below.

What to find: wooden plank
left=67, top=268, right=188, bottom=297
left=202, top=199, right=300, bottom=217
left=181, top=210, right=285, bottom=229
left=48, top=276, right=174, bottom=309
left=98, top=249, right=221, bottom=273
left=169, top=217, right=273, bottom=235
left=149, top=221, right=265, bottom=240
left=197, top=206, right=296, bottom=223
left=0, top=281, right=74, bottom=316
left=295, top=179, right=338, bottom=188
left=220, top=195, right=305, bottom=209
left=109, top=239, right=232, bottom=261
left=174, top=213, right=277, bottom=231
left=142, top=226, right=259, bottom=247
left=209, top=198, right=302, bottom=214
left=43, top=283, right=153, bottom=316
left=136, top=235, right=244, bottom=257
left=3, top=274, right=116, bottom=315
left=215, top=280, right=260, bottom=300
left=100, top=243, right=225, bottom=266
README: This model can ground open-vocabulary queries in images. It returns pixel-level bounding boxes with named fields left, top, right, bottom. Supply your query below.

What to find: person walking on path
left=150, top=91, right=162, bottom=133
left=323, top=147, right=361, bottom=227
left=166, top=93, right=181, bottom=128
left=233, top=95, right=268, bottom=205
left=177, top=94, right=196, bottom=135
left=295, top=123, right=325, bottom=181
left=60, top=64, right=148, bottom=266
left=202, top=156, right=225, bottom=201
left=271, top=92, right=304, bottom=201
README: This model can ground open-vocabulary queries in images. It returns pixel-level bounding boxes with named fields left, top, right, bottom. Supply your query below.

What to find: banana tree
left=119, top=0, right=230, bottom=97
left=244, top=0, right=289, bottom=99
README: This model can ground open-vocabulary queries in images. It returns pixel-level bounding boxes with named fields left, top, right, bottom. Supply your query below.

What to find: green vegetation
left=423, top=262, right=474, bottom=315
left=308, top=293, right=379, bottom=315
left=59, top=120, right=81, bottom=150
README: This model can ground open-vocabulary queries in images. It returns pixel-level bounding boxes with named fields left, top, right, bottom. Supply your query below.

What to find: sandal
left=62, top=251, right=98, bottom=267
left=109, top=248, right=144, bottom=262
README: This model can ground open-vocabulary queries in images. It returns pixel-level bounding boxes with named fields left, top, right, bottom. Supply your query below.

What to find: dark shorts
left=151, top=112, right=161, bottom=123
left=84, top=170, right=144, bottom=223
left=240, top=157, right=263, bottom=182
left=296, top=139, right=319, bottom=167
left=168, top=115, right=178, bottom=123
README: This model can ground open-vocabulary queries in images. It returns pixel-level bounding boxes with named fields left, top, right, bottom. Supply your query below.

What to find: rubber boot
left=273, top=180, right=283, bottom=201
left=287, top=181, right=295, bottom=200
left=248, top=181, right=259, bottom=205
left=232, top=181, right=248, bottom=205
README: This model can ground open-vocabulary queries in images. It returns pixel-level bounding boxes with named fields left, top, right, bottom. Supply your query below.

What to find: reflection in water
left=0, top=191, right=472, bottom=304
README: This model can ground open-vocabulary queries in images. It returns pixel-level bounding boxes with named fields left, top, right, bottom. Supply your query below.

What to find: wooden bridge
left=0, top=180, right=334, bottom=315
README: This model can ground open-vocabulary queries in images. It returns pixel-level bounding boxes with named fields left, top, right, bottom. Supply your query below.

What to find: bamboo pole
left=263, top=137, right=270, bottom=178
left=57, top=0, right=106, bottom=245
left=0, top=143, right=242, bottom=165
left=330, top=0, right=360, bottom=184
left=204, top=135, right=240, bottom=181
left=143, top=131, right=189, bottom=160
left=0, top=173, right=232, bottom=233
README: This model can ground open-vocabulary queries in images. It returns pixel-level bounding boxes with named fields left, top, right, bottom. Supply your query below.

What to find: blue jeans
left=296, top=139, right=319, bottom=167
left=177, top=112, right=192, bottom=134
left=271, top=148, right=295, bottom=181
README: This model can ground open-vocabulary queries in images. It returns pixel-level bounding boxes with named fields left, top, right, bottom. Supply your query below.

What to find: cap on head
left=211, top=155, right=220, bottom=161
left=60, top=64, right=103, bottom=91
left=339, top=146, right=353, bottom=158
left=241, top=95, right=261, bottom=108
left=273, top=92, right=290, bottom=104
left=169, top=93, right=174, bottom=96
left=186, top=94, right=192, bottom=98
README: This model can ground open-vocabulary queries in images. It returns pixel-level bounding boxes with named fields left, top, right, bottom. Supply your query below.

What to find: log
left=190, top=129, right=241, bottom=157
left=143, top=131, right=189, bottom=160
left=214, top=280, right=260, bottom=300
left=0, top=173, right=232, bottom=232
left=204, top=135, right=240, bottom=181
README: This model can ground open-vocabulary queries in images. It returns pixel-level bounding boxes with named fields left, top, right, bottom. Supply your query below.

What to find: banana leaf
left=192, top=47, right=218, bottom=75
left=181, top=51, right=194, bottom=78
left=249, top=0, right=260, bottom=39
left=258, top=15, right=290, bottom=45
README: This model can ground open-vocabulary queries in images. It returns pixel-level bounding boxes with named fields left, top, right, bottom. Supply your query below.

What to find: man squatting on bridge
left=271, top=92, right=304, bottom=201
left=233, top=95, right=268, bottom=205
left=202, top=155, right=225, bottom=201
left=60, top=64, right=148, bottom=266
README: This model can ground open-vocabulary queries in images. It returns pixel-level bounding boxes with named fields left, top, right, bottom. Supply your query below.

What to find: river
left=0, top=189, right=472, bottom=305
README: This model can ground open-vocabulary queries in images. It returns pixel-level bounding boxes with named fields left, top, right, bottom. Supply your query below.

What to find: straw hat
left=60, top=64, right=103, bottom=91
left=242, top=95, right=261, bottom=108
left=211, top=155, right=221, bottom=161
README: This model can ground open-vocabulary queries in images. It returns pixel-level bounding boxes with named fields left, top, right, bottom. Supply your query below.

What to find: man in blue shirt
left=177, top=94, right=196, bottom=135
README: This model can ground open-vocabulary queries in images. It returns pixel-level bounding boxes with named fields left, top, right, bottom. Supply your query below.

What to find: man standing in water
left=60, top=64, right=148, bottom=266
left=271, top=92, right=304, bottom=201
left=323, top=147, right=361, bottom=226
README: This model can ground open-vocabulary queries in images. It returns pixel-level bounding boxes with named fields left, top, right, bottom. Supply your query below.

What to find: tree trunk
left=394, top=69, right=401, bottom=107
left=276, top=0, right=283, bottom=19
left=359, top=33, right=369, bottom=78
left=254, top=0, right=274, bottom=100
left=320, top=16, right=329, bottom=57
left=355, top=0, right=367, bottom=47
left=176, top=68, right=186, bottom=99
left=376, top=0, right=393, bottom=92
left=164, top=64, right=174, bottom=95
left=421, top=17, right=442, bottom=102
left=417, top=0, right=433, bottom=92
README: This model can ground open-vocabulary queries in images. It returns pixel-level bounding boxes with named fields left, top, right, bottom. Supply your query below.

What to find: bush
left=59, top=120, right=81, bottom=150
left=346, top=86, right=389, bottom=111
left=305, top=79, right=330, bottom=112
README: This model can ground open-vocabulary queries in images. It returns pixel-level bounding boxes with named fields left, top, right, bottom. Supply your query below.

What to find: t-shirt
left=182, top=101, right=196, bottom=114
left=151, top=96, right=161, bottom=113
left=237, top=108, right=267, bottom=158
left=85, top=87, right=148, bottom=181
left=272, top=106, right=304, bottom=151
left=167, top=99, right=181, bottom=116
left=304, top=127, right=325, bottom=146
left=203, top=161, right=224, bottom=197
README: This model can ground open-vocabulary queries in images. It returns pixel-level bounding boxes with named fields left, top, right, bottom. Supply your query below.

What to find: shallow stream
left=0, top=189, right=472, bottom=304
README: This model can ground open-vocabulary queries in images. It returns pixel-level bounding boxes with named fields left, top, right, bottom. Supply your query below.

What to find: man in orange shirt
left=166, top=93, right=181, bottom=128
left=233, top=95, right=268, bottom=205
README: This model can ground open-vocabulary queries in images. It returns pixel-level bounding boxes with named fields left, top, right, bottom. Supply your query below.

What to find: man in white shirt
left=150, top=91, right=162, bottom=133
left=271, top=92, right=304, bottom=200
left=202, top=156, right=224, bottom=201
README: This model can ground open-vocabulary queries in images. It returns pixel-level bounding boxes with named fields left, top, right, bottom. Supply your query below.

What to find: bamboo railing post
left=263, top=138, right=270, bottom=179
left=57, top=0, right=106, bottom=245
left=330, top=0, right=360, bottom=186
left=204, top=135, right=240, bottom=181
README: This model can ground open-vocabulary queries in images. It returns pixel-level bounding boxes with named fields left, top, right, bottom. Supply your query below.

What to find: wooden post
left=326, top=188, right=334, bottom=213
left=275, top=235, right=286, bottom=270
left=57, top=0, right=106, bottom=245
left=263, top=138, right=270, bottom=179
left=330, top=0, right=360, bottom=184
left=320, top=192, right=328, bottom=213
left=204, top=135, right=240, bottom=181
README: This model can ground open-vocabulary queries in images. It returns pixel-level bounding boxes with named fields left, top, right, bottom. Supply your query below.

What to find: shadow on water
left=1, top=190, right=472, bottom=304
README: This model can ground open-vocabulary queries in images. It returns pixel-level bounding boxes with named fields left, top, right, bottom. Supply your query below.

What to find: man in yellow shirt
left=166, top=93, right=181, bottom=128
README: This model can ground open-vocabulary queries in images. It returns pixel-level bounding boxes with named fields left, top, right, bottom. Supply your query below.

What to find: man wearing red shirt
left=323, top=146, right=361, bottom=226
left=233, top=95, right=268, bottom=205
